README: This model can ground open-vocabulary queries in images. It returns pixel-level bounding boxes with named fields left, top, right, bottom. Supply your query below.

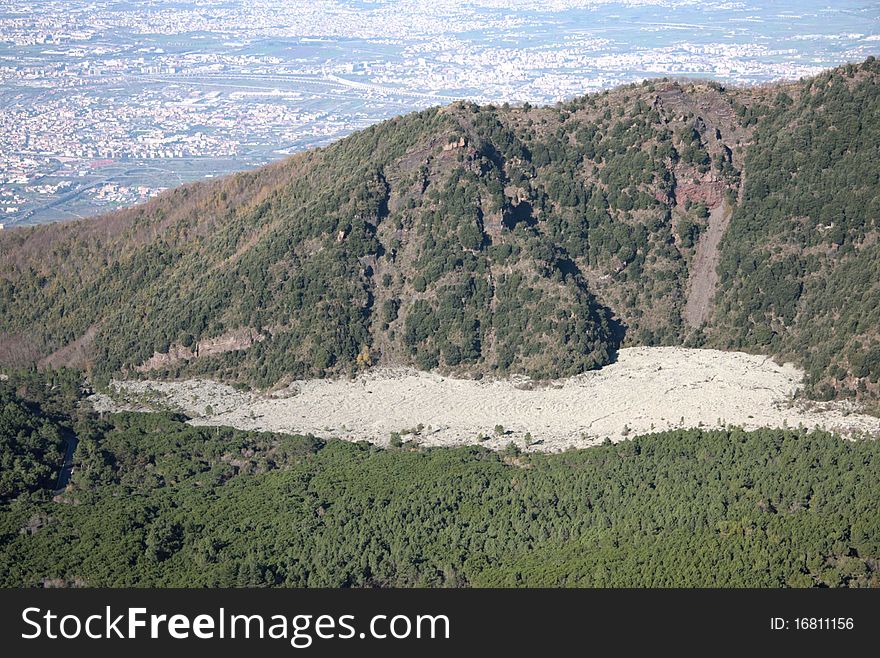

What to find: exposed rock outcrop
left=136, top=328, right=264, bottom=372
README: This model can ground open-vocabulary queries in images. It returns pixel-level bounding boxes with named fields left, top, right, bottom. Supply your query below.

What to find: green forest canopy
left=1, top=374, right=877, bottom=588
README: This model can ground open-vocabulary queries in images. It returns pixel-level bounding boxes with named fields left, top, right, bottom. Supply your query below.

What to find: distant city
left=1, top=0, right=878, bottom=226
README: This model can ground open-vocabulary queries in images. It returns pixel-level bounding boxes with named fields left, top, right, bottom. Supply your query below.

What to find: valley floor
left=91, top=347, right=880, bottom=452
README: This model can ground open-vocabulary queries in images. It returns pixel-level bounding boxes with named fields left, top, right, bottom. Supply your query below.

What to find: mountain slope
left=712, top=61, right=880, bottom=401
left=1, top=58, right=879, bottom=402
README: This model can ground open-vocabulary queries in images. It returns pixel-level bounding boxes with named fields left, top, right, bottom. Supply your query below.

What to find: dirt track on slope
left=684, top=198, right=732, bottom=327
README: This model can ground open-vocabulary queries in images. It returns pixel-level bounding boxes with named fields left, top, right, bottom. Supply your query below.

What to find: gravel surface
left=91, top=347, right=880, bottom=451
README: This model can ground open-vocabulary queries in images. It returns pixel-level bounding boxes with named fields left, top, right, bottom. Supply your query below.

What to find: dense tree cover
left=0, top=369, right=82, bottom=500
left=713, top=57, right=880, bottom=401
left=0, top=60, right=877, bottom=402
left=0, top=389, right=63, bottom=500
left=1, top=401, right=877, bottom=588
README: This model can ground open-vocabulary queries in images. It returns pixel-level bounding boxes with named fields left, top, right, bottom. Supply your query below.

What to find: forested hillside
left=713, top=60, right=880, bottom=401
left=1, top=393, right=877, bottom=588
left=1, top=58, right=879, bottom=401
left=0, top=370, right=81, bottom=501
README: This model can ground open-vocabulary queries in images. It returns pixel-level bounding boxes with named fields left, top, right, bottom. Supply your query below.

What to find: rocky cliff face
left=135, top=328, right=265, bottom=373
